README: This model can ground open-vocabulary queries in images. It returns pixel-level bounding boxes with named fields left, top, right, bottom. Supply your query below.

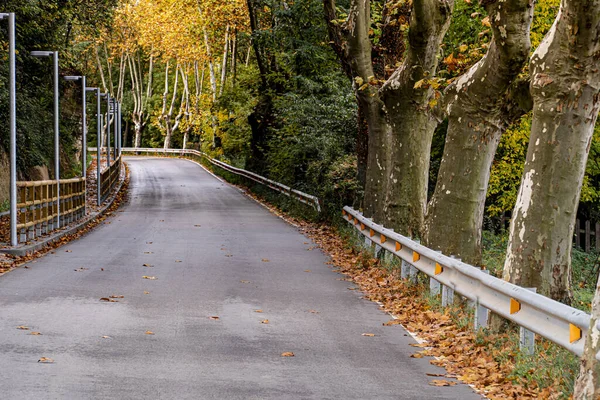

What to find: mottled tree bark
left=503, top=0, right=600, bottom=303
left=381, top=0, right=453, bottom=237
left=574, top=273, right=600, bottom=398
left=424, top=0, right=534, bottom=264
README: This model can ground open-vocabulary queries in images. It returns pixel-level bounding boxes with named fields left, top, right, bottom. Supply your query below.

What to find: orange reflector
left=369, top=229, right=375, bottom=238
left=510, top=298, right=521, bottom=314
left=395, top=242, right=402, bottom=252
left=570, top=324, right=582, bottom=343
left=342, top=210, right=346, bottom=216
left=360, top=223, right=365, bottom=230
left=435, top=263, right=443, bottom=275
left=380, top=234, right=386, bottom=244
left=354, top=218, right=358, bottom=225
left=412, top=252, right=420, bottom=262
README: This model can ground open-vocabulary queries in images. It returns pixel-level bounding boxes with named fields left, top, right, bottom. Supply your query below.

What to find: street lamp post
left=106, top=92, right=111, bottom=168
left=97, top=91, right=106, bottom=206
left=31, top=50, right=60, bottom=228
left=113, top=98, right=118, bottom=161
left=0, top=13, right=17, bottom=246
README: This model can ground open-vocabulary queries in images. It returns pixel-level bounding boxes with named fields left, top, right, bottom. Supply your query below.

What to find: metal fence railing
left=16, top=177, right=85, bottom=243
left=100, top=156, right=122, bottom=202
left=117, top=147, right=322, bottom=212
left=342, top=206, right=599, bottom=360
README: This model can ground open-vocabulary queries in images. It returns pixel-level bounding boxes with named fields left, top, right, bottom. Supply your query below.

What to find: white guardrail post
left=341, top=206, right=599, bottom=360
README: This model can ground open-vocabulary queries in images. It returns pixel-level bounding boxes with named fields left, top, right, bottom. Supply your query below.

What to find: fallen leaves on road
left=30, top=332, right=42, bottom=336
left=429, top=380, right=457, bottom=387
left=254, top=309, right=263, bottom=313
left=304, top=270, right=311, bottom=273
left=101, top=336, right=111, bottom=339
left=261, top=319, right=269, bottom=324
left=194, top=224, right=201, bottom=227
left=143, top=264, right=153, bottom=267
left=240, top=280, right=250, bottom=284
left=143, top=291, right=150, bottom=295
left=144, top=252, right=153, bottom=254
left=261, top=258, right=270, bottom=262
left=142, top=276, right=157, bottom=280
left=308, top=310, right=319, bottom=314
left=17, top=326, right=29, bottom=330
left=74, top=267, right=88, bottom=272
left=65, top=250, right=72, bottom=253
left=209, top=316, right=220, bottom=320
left=38, top=357, right=54, bottom=363
left=175, top=260, right=182, bottom=263
left=362, top=333, right=375, bottom=337
left=109, top=295, right=124, bottom=299
left=100, top=297, right=118, bottom=302
left=281, top=352, right=294, bottom=357
left=145, top=331, right=154, bottom=335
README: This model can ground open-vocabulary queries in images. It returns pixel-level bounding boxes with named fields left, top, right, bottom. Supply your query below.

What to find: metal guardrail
left=16, top=177, right=86, bottom=243
left=342, top=206, right=599, bottom=360
left=114, top=147, right=322, bottom=212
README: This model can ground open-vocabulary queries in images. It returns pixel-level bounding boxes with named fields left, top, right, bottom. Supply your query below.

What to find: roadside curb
left=0, top=164, right=127, bottom=257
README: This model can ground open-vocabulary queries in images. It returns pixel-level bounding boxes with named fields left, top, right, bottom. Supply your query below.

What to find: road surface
left=0, top=158, right=480, bottom=399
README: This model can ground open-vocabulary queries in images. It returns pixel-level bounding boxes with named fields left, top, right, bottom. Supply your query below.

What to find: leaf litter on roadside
left=142, top=276, right=157, bottom=280
left=38, top=357, right=54, bottom=363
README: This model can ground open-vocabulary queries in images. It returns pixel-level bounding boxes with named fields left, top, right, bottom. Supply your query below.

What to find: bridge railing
left=119, top=147, right=321, bottom=212
left=342, top=206, right=599, bottom=360
left=16, top=177, right=86, bottom=243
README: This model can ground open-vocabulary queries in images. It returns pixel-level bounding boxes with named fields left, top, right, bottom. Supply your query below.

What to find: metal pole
left=97, top=89, right=102, bottom=206
left=118, top=102, right=122, bottom=156
left=81, top=77, right=87, bottom=178
left=53, top=51, right=60, bottom=229
left=5, top=13, right=17, bottom=246
left=106, top=93, right=111, bottom=168
left=113, top=99, right=118, bottom=160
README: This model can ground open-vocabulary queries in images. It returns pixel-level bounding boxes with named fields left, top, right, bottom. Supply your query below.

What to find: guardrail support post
left=430, top=250, right=442, bottom=296
left=441, top=256, right=457, bottom=307
left=408, top=239, right=420, bottom=283
left=520, top=287, right=537, bottom=355
left=474, top=270, right=490, bottom=330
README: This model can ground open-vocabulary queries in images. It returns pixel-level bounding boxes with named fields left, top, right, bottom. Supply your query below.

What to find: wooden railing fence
left=100, top=156, right=121, bottom=202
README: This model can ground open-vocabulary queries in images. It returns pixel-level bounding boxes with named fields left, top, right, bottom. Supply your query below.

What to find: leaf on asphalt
left=347, top=287, right=357, bottom=291
left=101, top=335, right=111, bottom=339
left=362, top=333, right=375, bottom=337
left=145, top=331, right=154, bottom=335
left=100, top=268, right=104, bottom=271
left=254, top=309, right=263, bottom=313
left=143, top=291, right=150, bottom=295
left=194, top=224, right=201, bottom=227
left=38, top=357, right=54, bottom=363
left=74, top=267, right=88, bottom=272
left=261, top=258, right=270, bottom=262
left=100, top=297, right=118, bottom=302
left=144, top=252, right=153, bottom=254
left=65, top=250, right=72, bottom=253
left=142, top=276, right=157, bottom=280
left=240, top=280, right=250, bottom=284
left=143, top=263, right=153, bottom=267
left=109, top=295, right=124, bottom=299
left=209, top=316, right=220, bottom=320
left=261, top=319, right=269, bottom=324
left=30, top=332, right=42, bottom=336
left=410, top=353, right=424, bottom=358
left=220, top=248, right=227, bottom=251
left=304, top=270, right=311, bottom=273
left=281, top=352, right=295, bottom=357
left=429, top=380, right=457, bottom=387
left=175, top=260, right=182, bottom=263
left=308, top=310, right=319, bottom=314
left=225, top=254, right=233, bottom=257
left=146, top=242, right=153, bottom=244
left=23, top=265, right=30, bottom=269
left=426, top=373, right=446, bottom=377
left=383, top=320, right=403, bottom=326
left=17, top=326, right=29, bottom=330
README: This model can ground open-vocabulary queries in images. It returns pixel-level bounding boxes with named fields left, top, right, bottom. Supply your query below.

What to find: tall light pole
left=97, top=91, right=106, bottom=206
left=106, top=92, right=111, bottom=168
left=64, top=76, right=87, bottom=179
left=31, top=50, right=60, bottom=228
left=0, top=13, right=17, bottom=246
left=112, top=98, right=118, bottom=161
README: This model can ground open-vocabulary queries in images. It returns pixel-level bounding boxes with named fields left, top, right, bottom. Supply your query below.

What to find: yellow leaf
left=459, top=44, right=468, bottom=53
left=429, top=380, right=457, bottom=387
left=38, top=357, right=54, bottom=363
left=17, top=325, right=29, bottom=330
left=209, top=316, right=220, bottom=320
left=254, top=309, right=263, bottom=313
left=481, top=16, right=491, bottom=27
left=30, top=332, right=42, bottom=336
left=281, top=352, right=295, bottom=357
left=261, top=319, right=269, bottom=324
left=143, top=264, right=153, bottom=267
left=414, top=79, right=425, bottom=89
left=145, top=331, right=154, bottom=335
left=362, top=333, right=375, bottom=337
left=142, top=276, right=157, bottom=280
left=354, top=76, right=364, bottom=86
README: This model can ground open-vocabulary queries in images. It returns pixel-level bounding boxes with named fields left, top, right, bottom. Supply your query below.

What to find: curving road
left=0, top=158, right=480, bottom=399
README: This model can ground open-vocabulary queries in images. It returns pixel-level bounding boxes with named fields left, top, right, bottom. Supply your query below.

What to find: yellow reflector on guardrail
left=370, top=229, right=375, bottom=238
left=435, top=263, right=443, bottom=275
left=354, top=218, right=358, bottom=225
left=342, top=210, right=346, bottom=216
left=395, top=242, right=402, bottom=251
left=380, top=234, right=386, bottom=244
left=510, top=298, right=521, bottom=314
left=360, top=223, right=365, bottom=230
left=412, top=252, right=420, bottom=262
left=570, top=324, right=582, bottom=343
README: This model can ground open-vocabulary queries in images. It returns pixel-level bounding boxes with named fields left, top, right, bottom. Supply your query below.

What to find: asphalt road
left=0, top=158, right=480, bottom=400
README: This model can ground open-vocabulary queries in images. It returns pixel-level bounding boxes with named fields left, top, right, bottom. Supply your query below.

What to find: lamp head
left=30, top=51, right=54, bottom=57
left=64, top=76, right=83, bottom=81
